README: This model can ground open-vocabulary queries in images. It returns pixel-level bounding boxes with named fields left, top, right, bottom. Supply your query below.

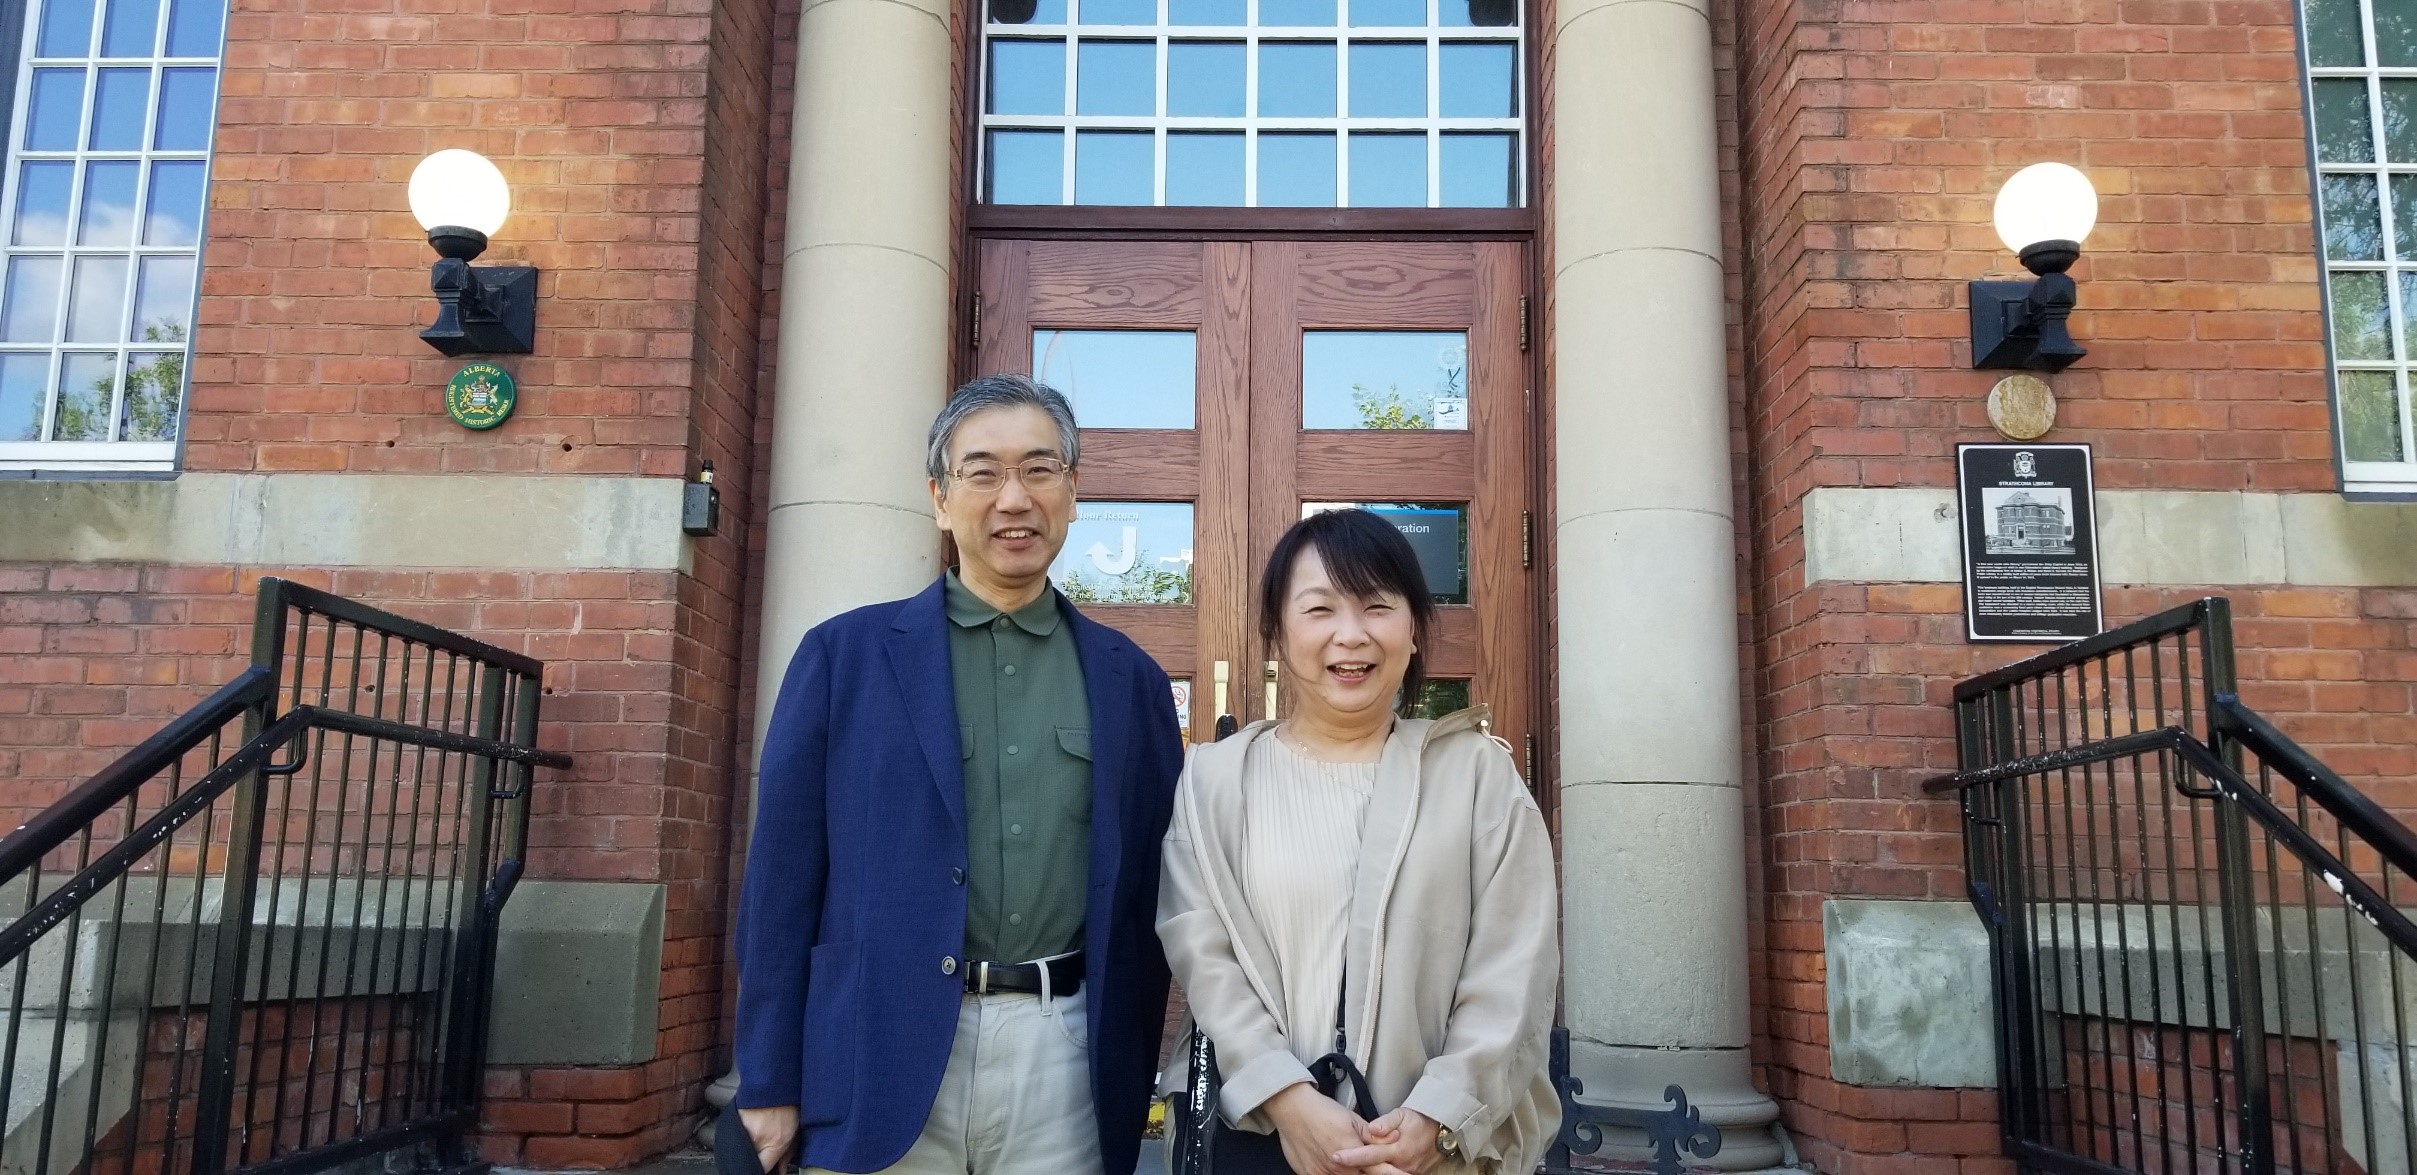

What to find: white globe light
left=408, top=149, right=511, bottom=236
left=1993, top=162, right=2097, bottom=254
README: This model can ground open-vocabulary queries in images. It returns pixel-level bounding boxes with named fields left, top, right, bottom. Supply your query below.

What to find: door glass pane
left=1347, top=42, right=1424, bottom=116
left=989, top=39, right=1067, bottom=115
left=1259, top=42, right=1337, bottom=115
left=1409, top=678, right=1470, bottom=719
left=1300, top=500, right=1468, bottom=601
left=1257, top=132, right=1336, bottom=206
left=1168, top=40, right=1243, bottom=115
left=2342, top=370, right=2407, bottom=461
left=2334, top=270, right=2392, bottom=360
left=2325, top=175, right=2385, bottom=261
left=1440, top=132, right=1514, bottom=206
left=1348, top=132, right=1424, bottom=205
left=0, top=354, right=44, bottom=440
left=2397, top=272, right=2417, bottom=358
left=2309, top=0, right=2366, bottom=64
left=1170, top=0, right=1243, bottom=20
left=13, top=161, right=72, bottom=245
left=1167, top=131, right=1244, bottom=203
left=1033, top=329, right=1196, bottom=428
left=1074, top=130, right=1153, bottom=203
left=53, top=352, right=114, bottom=439
left=1170, top=677, right=1194, bottom=744
left=1053, top=501, right=1195, bottom=603
left=1077, top=39, right=1154, bottom=115
left=1302, top=330, right=1468, bottom=430
left=39, top=0, right=96, bottom=57
left=988, top=129, right=1064, bottom=203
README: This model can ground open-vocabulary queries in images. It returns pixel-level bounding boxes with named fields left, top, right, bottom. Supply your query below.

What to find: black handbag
left=1170, top=981, right=1376, bottom=1175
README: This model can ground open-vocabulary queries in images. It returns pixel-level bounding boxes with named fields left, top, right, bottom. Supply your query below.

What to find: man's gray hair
left=926, top=373, right=1081, bottom=484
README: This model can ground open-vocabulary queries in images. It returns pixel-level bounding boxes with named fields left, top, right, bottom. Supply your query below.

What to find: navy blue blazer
left=734, top=576, right=1185, bottom=1175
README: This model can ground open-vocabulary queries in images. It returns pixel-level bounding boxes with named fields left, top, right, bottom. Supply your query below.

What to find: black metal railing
left=1933, top=597, right=2417, bottom=1174
left=0, top=577, right=568, bottom=1175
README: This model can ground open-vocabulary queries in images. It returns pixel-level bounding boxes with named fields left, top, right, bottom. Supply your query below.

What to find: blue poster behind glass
left=1367, top=508, right=1461, bottom=599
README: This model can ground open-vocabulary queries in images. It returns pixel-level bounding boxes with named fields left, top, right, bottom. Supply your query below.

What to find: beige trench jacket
left=1155, top=707, right=1562, bottom=1175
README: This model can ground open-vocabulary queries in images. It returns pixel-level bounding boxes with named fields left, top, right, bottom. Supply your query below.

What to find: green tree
left=1351, top=383, right=1430, bottom=430
left=121, top=322, right=187, bottom=442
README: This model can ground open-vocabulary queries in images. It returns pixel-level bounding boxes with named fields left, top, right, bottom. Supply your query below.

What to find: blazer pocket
left=797, top=940, right=860, bottom=1126
left=1056, top=727, right=1094, bottom=822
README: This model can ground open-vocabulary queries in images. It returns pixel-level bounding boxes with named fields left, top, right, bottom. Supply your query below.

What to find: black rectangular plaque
left=1956, top=443, right=2103, bottom=643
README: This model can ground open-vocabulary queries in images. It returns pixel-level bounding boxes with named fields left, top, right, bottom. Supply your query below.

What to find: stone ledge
left=0, top=473, right=690, bottom=572
left=1803, top=487, right=2417, bottom=587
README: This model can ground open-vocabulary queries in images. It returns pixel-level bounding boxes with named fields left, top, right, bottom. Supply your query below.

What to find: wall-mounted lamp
left=409, top=149, right=537, bottom=356
left=1970, top=162, right=2098, bottom=373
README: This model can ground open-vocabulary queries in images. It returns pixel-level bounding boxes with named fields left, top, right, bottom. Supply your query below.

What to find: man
left=733, top=374, right=1186, bottom=1175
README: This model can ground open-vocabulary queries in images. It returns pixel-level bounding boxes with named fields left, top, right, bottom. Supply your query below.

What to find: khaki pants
left=813, top=990, right=1101, bottom=1175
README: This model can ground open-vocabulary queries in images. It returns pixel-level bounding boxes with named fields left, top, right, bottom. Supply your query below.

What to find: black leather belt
left=964, top=952, right=1083, bottom=996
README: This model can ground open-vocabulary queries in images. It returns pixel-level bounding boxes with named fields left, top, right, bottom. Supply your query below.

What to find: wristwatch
left=1434, top=1124, right=1463, bottom=1161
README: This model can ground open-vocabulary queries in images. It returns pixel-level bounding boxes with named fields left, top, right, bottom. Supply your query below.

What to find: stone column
left=751, top=0, right=955, bottom=746
left=713, top=0, right=954, bottom=1131
left=1550, top=0, right=1782, bottom=1166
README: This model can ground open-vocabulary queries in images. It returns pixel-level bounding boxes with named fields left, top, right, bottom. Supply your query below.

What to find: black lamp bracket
left=1969, top=238, right=2085, bottom=373
left=420, top=226, right=538, bottom=357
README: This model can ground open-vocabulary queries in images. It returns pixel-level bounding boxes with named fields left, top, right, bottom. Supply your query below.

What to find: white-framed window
left=0, top=0, right=222, bottom=472
left=2307, top=0, right=2417, bottom=493
left=977, top=0, right=1524, bottom=208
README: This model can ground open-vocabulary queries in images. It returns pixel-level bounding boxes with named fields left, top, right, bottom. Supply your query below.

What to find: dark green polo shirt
left=947, top=572, right=1092, bottom=964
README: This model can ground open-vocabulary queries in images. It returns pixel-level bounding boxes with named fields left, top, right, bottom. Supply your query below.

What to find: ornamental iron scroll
left=1539, top=1027, right=1723, bottom=1175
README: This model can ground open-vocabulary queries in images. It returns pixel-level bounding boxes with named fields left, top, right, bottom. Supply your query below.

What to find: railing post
left=440, top=665, right=509, bottom=1118
left=2193, top=598, right=2276, bottom=1173
left=188, top=582, right=295, bottom=1175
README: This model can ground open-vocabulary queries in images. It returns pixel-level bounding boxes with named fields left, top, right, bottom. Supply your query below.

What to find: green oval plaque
left=446, top=362, right=516, bottom=431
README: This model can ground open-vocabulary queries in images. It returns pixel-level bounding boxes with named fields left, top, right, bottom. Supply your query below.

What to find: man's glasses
left=945, top=457, right=1071, bottom=496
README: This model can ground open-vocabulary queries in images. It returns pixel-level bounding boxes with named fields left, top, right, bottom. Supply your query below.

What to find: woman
left=1158, top=509, right=1560, bottom=1175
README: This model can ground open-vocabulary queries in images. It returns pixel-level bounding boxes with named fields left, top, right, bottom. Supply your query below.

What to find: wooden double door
left=978, top=239, right=1536, bottom=767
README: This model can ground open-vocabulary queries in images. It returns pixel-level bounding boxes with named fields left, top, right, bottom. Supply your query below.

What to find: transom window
left=0, top=0, right=221, bottom=471
left=2307, top=0, right=2417, bottom=492
left=979, top=0, right=1523, bottom=208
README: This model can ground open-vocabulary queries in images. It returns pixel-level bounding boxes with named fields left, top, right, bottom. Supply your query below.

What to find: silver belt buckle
left=974, top=960, right=992, bottom=995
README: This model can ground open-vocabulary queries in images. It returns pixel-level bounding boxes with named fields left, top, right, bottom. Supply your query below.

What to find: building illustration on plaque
left=1981, top=487, right=2076, bottom=556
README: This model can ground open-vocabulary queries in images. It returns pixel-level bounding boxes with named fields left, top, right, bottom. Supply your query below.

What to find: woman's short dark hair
left=1257, top=508, right=1437, bottom=717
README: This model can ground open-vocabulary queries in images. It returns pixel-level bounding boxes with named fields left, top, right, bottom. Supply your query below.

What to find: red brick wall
left=1727, top=0, right=2354, bottom=1162
left=0, top=559, right=763, bottom=1167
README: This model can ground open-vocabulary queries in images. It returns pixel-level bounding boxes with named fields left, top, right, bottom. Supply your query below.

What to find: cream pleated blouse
left=1239, top=732, right=1377, bottom=1068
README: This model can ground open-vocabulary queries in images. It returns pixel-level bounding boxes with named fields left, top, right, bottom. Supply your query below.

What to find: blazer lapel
left=1068, top=605, right=1132, bottom=878
left=885, top=578, right=966, bottom=839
